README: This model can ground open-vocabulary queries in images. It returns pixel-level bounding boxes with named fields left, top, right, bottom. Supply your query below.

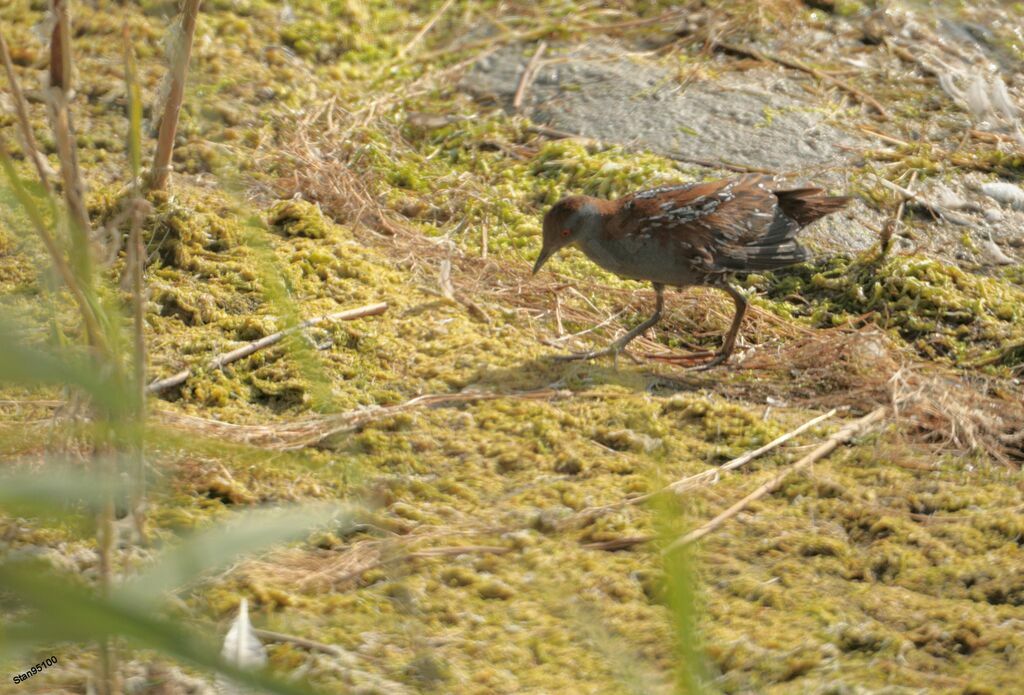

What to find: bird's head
left=533, top=196, right=602, bottom=274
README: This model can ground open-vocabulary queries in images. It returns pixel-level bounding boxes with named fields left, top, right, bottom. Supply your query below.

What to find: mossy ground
left=2, top=0, right=1023, bottom=693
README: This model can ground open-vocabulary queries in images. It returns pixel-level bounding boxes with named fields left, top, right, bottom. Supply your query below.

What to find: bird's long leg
left=557, top=283, right=665, bottom=363
left=691, top=282, right=748, bottom=371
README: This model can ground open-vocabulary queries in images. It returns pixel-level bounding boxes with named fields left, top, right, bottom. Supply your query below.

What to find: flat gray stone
left=463, top=40, right=879, bottom=254
left=464, top=40, right=859, bottom=173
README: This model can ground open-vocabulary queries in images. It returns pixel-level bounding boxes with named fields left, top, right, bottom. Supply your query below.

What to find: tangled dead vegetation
left=890, top=369, right=1024, bottom=467
left=245, top=537, right=514, bottom=593
left=741, top=327, right=1024, bottom=465
left=257, top=95, right=1024, bottom=468
left=154, top=388, right=623, bottom=450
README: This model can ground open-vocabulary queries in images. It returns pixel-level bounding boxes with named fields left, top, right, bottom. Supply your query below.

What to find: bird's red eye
left=560, top=228, right=571, bottom=238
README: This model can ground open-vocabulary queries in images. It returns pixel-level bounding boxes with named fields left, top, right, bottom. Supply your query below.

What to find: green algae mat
left=2, top=1, right=1024, bottom=693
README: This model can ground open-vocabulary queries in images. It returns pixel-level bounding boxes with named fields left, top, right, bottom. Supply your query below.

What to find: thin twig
left=582, top=535, right=654, bottom=551
left=857, top=124, right=910, bottom=147
left=155, top=387, right=616, bottom=450
left=874, top=175, right=974, bottom=226
left=149, top=0, right=201, bottom=191
left=329, top=545, right=514, bottom=587
left=47, top=7, right=114, bottom=692
left=667, top=152, right=778, bottom=175
left=881, top=170, right=917, bottom=255
left=252, top=629, right=354, bottom=658
left=715, top=42, right=891, bottom=120
left=397, top=0, right=455, bottom=58
left=146, top=302, right=388, bottom=394
left=577, top=9, right=687, bottom=32
left=642, top=409, right=837, bottom=502
left=513, top=41, right=547, bottom=112
left=408, top=544, right=513, bottom=559
left=250, top=628, right=413, bottom=692
left=0, top=28, right=52, bottom=192
left=573, top=409, right=837, bottom=527
left=663, top=406, right=888, bottom=552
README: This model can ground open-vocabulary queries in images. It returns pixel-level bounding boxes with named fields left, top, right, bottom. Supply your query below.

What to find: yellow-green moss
left=3, top=0, right=1024, bottom=692
left=754, top=254, right=1024, bottom=369
left=268, top=199, right=330, bottom=239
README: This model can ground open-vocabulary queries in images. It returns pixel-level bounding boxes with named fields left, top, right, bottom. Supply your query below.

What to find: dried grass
left=245, top=534, right=512, bottom=592
left=155, top=388, right=581, bottom=450
left=253, top=57, right=1024, bottom=468
left=266, top=96, right=807, bottom=369
left=740, top=327, right=1024, bottom=465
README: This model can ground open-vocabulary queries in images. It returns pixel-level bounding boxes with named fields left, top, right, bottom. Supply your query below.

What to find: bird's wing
left=615, top=175, right=805, bottom=272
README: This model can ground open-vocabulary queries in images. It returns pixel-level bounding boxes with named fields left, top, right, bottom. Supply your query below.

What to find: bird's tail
left=773, top=187, right=851, bottom=227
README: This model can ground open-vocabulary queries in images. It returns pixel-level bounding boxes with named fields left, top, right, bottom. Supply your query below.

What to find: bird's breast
left=576, top=233, right=704, bottom=286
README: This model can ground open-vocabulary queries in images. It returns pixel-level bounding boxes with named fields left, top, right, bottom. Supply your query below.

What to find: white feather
left=990, top=75, right=1020, bottom=122
left=978, top=235, right=1016, bottom=265
left=964, top=74, right=992, bottom=122
left=980, top=182, right=1024, bottom=211
left=221, top=599, right=267, bottom=669
left=937, top=72, right=966, bottom=104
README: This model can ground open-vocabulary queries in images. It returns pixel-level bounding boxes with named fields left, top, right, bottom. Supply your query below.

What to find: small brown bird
left=533, top=174, right=850, bottom=368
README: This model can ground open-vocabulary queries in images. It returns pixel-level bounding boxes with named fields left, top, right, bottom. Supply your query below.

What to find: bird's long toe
left=554, top=348, right=613, bottom=362
left=687, top=351, right=732, bottom=371
left=642, top=350, right=716, bottom=364
left=554, top=344, right=641, bottom=364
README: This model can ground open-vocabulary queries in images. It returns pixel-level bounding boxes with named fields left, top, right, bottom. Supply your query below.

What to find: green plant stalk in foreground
left=0, top=4, right=353, bottom=691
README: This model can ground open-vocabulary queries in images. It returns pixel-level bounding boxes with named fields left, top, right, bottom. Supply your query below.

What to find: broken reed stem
left=47, top=0, right=93, bottom=274
left=149, top=0, right=202, bottom=191
left=635, top=408, right=838, bottom=506
left=573, top=409, right=838, bottom=532
left=155, top=387, right=604, bottom=450
left=0, top=28, right=52, bottom=193
left=146, top=302, right=389, bottom=394
left=663, top=406, right=888, bottom=553
left=398, top=0, right=455, bottom=58
left=513, top=40, right=547, bottom=112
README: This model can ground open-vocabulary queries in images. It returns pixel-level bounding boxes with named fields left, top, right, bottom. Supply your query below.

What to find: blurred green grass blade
left=123, top=503, right=354, bottom=601
left=122, top=26, right=142, bottom=180
left=0, top=319, right=125, bottom=415
left=0, top=562, right=326, bottom=695
left=240, top=218, right=334, bottom=411
left=0, top=465, right=126, bottom=518
left=0, top=147, right=55, bottom=238
left=653, top=496, right=712, bottom=695
left=1, top=148, right=108, bottom=348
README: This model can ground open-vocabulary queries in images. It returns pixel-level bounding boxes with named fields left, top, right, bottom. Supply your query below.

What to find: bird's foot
left=554, top=348, right=612, bottom=362
left=554, top=343, right=641, bottom=365
left=641, top=350, right=715, bottom=364
left=686, top=351, right=732, bottom=371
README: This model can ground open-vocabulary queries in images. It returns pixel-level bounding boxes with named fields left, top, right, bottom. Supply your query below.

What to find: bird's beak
left=532, top=245, right=553, bottom=275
